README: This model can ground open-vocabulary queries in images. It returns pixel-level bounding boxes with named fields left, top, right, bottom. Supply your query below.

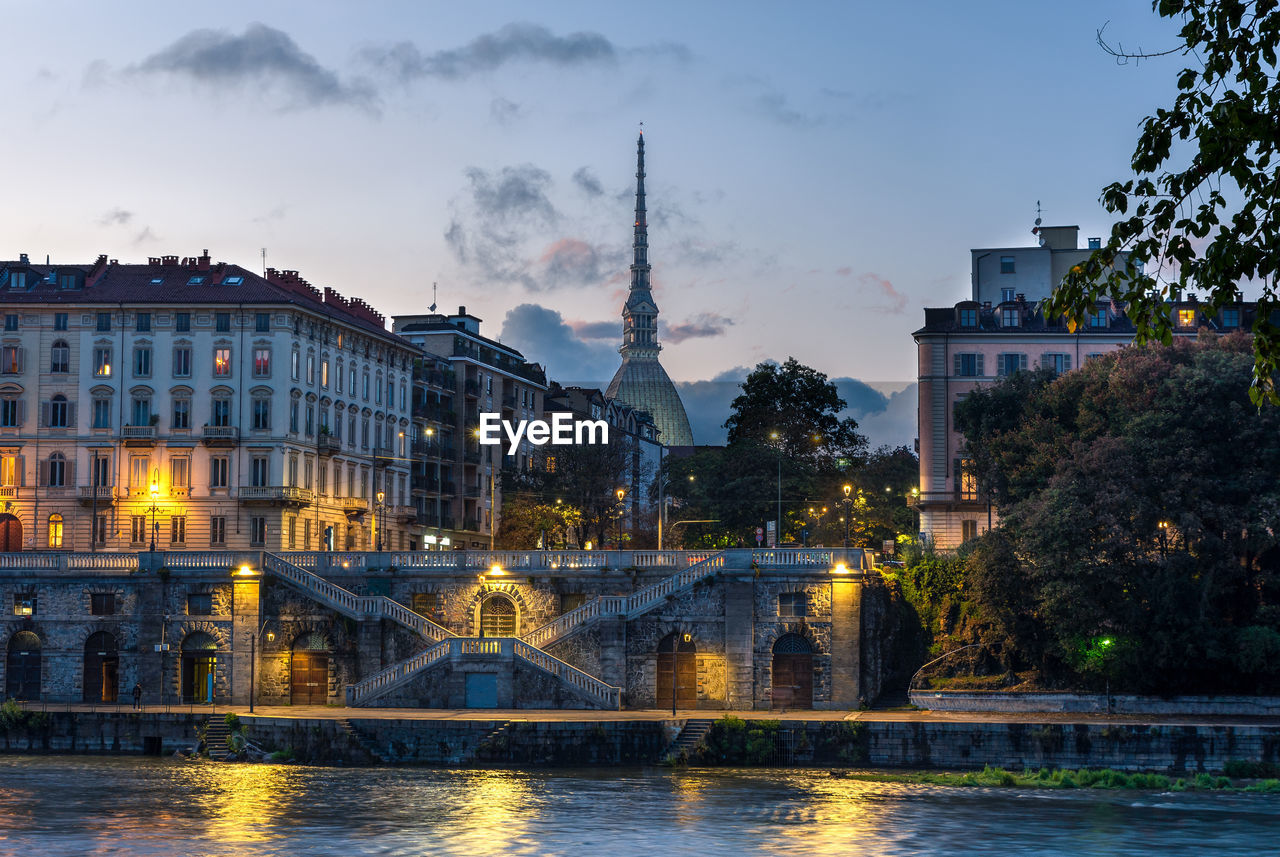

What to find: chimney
left=198, top=249, right=211, bottom=271
left=19, top=253, right=28, bottom=264
left=459, top=305, right=466, bottom=315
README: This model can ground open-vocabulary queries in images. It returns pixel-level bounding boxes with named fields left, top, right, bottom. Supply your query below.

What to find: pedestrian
left=132, top=682, right=142, bottom=710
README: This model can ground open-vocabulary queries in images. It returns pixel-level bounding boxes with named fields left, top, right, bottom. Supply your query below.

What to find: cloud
left=98, top=208, right=133, bottom=227
left=538, top=238, right=610, bottom=287
left=363, top=23, right=619, bottom=82
left=499, top=304, right=618, bottom=382
left=444, top=164, right=561, bottom=289
left=572, top=166, right=604, bottom=197
left=663, top=312, right=735, bottom=344
left=856, top=272, right=908, bottom=314
left=569, top=320, right=618, bottom=340
left=466, top=164, right=557, bottom=223
left=490, top=97, right=521, bottom=124
left=133, top=226, right=158, bottom=245
left=130, top=23, right=377, bottom=112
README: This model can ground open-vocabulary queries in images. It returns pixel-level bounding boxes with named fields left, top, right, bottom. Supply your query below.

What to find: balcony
left=120, top=425, right=156, bottom=447
left=462, top=517, right=484, bottom=532
left=240, top=486, right=314, bottom=506
left=77, top=486, right=116, bottom=505
left=318, top=435, right=341, bottom=456
left=502, top=394, right=517, bottom=410
left=372, top=444, right=396, bottom=462
left=340, top=497, right=369, bottom=515
left=0, top=486, right=19, bottom=499
left=201, top=425, right=239, bottom=447
left=463, top=380, right=480, bottom=398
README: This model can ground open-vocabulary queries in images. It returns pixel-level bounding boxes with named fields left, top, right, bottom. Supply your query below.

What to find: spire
left=620, top=131, right=659, bottom=358
left=631, top=131, right=649, bottom=291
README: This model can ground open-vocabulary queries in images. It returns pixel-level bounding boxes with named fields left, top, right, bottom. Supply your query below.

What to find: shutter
left=1040, top=353, right=1051, bottom=370
left=976, top=353, right=984, bottom=376
left=40, top=401, right=49, bottom=428
left=69, top=461, right=77, bottom=486
left=17, top=455, right=25, bottom=486
left=17, top=400, right=25, bottom=427
left=1064, top=354, right=1072, bottom=371
left=1019, top=353, right=1028, bottom=371
left=953, top=354, right=960, bottom=377
left=68, top=403, right=76, bottom=427
left=952, top=458, right=961, bottom=497
left=38, top=459, right=48, bottom=487
left=16, top=348, right=23, bottom=374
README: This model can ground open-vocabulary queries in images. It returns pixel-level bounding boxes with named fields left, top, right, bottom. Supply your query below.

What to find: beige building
left=0, top=252, right=418, bottom=553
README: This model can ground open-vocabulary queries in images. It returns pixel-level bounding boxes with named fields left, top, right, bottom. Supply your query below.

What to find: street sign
left=883, top=539, right=896, bottom=556
left=755, top=526, right=763, bottom=546
left=766, top=521, right=777, bottom=548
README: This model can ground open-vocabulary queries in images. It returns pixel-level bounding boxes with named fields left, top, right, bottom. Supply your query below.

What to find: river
left=1, top=757, right=1276, bottom=856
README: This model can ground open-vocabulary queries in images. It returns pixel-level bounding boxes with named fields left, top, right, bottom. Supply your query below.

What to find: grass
left=832, top=766, right=1280, bottom=793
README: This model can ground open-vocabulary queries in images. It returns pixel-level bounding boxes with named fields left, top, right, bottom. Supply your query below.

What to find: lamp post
left=148, top=472, right=160, bottom=552
left=769, top=431, right=782, bottom=548
left=615, top=488, right=626, bottom=550
left=671, top=632, right=680, bottom=716
left=375, top=490, right=385, bottom=552
left=248, top=623, right=275, bottom=714
left=841, top=484, right=853, bottom=569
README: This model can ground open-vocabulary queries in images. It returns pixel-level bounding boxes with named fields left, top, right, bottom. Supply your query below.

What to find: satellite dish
left=429, top=281, right=438, bottom=313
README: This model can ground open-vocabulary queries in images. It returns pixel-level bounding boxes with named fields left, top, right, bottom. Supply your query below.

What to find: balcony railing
left=120, top=425, right=156, bottom=443
left=318, top=435, right=341, bottom=454
left=341, top=497, right=369, bottom=513
left=240, top=486, right=315, bottom=505
left=201, top=425, right=239, bottom=445
left=77, top=486, right=116, bottom=503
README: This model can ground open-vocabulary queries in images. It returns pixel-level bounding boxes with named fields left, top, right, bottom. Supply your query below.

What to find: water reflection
left=0, top=757, right=1278, bottom=857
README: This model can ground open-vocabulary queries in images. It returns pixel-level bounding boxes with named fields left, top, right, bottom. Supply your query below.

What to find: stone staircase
left=664, top=718, right=714, bottom=762
left=203, top=716, right=230, bottom=759
left=335, top=718, right=387, bottom=764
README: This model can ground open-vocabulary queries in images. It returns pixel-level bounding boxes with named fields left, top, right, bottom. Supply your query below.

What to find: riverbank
left=4, top=706, right=1280, bottom=773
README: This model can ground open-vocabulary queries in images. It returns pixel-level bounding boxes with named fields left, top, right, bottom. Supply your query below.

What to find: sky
left=0, top=1, right=1185, bottom=448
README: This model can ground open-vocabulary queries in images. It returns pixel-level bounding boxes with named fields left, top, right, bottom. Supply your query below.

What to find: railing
left=318, top=435, right=341, bottom=453
left=340, top=497, right=369, bottom=513
left=349, top=639, right=451, bottom=704
left=120, top=425, right=156, bottom=441
left=239, top=486, right=314, bottom=504
left=76, top=486, right=116, bottom=501
left=623, top=553, right=726, bottom=619
left=201, top=425, right=239, bottom=442
left=513, top=640, right=621, bottom=709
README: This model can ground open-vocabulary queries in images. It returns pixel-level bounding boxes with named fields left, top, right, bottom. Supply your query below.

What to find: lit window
left=48, top=515, right=63, bottom=549
left=13, top=594, right=36, bottom=616
left=94, top=347, right=112, bottom=377
left=1, top=345, right=23, bottom=374
left=253, top=348, right=271, bottom=377
left=958, top=459, right=978, bottom=500
left=1177, top=308, right=1197, bottom=328
left=214, top=348, right=231, bottom=376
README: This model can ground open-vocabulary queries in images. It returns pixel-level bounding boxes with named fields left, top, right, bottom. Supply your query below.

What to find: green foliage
left=696, top=716, right=783, bottom=765
left=1044, top=2, right=1280, bottom=404
left=268, top=748, right=295, bottom=763
left=225, top=712, right=242, bottom=733
left=495, top=498, right=582, bottom=550
left=0, top=699, right=45, bottom=734
left=1224, top=759, right=1280, bottom=779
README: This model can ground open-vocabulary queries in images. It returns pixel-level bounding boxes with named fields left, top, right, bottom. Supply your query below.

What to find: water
left=1, top=757, right=1277, bottom=856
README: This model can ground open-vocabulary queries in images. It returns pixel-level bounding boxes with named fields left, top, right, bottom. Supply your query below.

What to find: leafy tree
left=495, top=499, right=580, bottom=549
left=955, top=334, right=1280, bottom=692
left=1046, top=1, right=1280, bottom=404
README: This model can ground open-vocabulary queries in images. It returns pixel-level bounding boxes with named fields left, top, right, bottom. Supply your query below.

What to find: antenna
left=1032, top=200, right=1043, bottom=243
left=429, top=281, right=437, bottom=313
left=261, top=247, right=267, bottom=276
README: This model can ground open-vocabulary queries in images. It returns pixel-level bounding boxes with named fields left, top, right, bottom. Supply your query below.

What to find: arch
left=6, top=631, right=41, bottom=700
left=83, top=631, right=119, bottom=703
left=0, top=513, right=23, bottom=552
left=289, top=631, right=331, bottom=705
left=180, top=631, right=218, bottom=703
left=771, top=633, right=814, bottom=710
left=478, top=592, right=518, bottom=637
left=47, top=513, right=63, bottom=548
left=656, top=632, right=697, bottom=710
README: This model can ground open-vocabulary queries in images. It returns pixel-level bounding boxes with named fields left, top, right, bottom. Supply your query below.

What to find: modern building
left=392, top=308, right=548, bottom=551
left=605, top=133, right=695, bottom=447
left=0, top=252, right=419, bottom=553
left=912, top=224, right=1258, bottom=550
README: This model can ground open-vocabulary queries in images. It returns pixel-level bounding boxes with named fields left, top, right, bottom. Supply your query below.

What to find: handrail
left=513, top=640, right=621, bottom=709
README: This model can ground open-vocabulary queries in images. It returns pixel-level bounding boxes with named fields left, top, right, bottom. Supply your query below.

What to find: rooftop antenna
left=1032, top=200, right=1043, bottom=244
left=261, top=247, right=267, bottom=276
left=429, top=281, right=437, bottom=313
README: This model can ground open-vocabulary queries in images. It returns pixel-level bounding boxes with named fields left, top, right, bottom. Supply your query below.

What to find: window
left=1000, top=308, right=1019, bottom=327
left=1040, top=353, right=1072, bottom=376
left=957, top=458, right=978, bottom=500
left=46, top=453, right=66, bottom=487
left=362, top=372, right=370, bottom=400
left=962, top=520, right=979, bottom=542
left=304, top=459, right=314, bottom=490
left=171, top=457, right=190, bottom=491
left=997, top=353, right=1027, bottom=377
left=48, top=395, right=69, bottom=428
left=250, top=516, right=267, bottom=546
left=130, top=396, right=151, bottom=427
left=133, top=347, right=152, bottom=377
left=53, top=312, right=67, bottom=331
left=13, top=594, right=36, bottom=617
left=210, top=516, right=226, bottom=546
left=8, top=272, right=24, bottom=290
left=92, top=398, right=111, bottom=429
left=90, top=593, right=115, bottom=616
left=130, top=514, right=148, bottom=544
left=1177, top=308, right=1197, bottom=328
left=361, top=418, right=370, bottom=449
left=213, top=348, right=231, bottom=377
left=779, top=592, right=808, bottom=617
left=175, top=312, right=190, bottom=333
left=50, top=340, right=69, bottom=373
left=225, top=276, right=243, bottom=286
left=215, top=312, right=231, bottom=332
left=336, top=361, right=344, bottom=393
left=4, top=314, right=16, bottom=331
left=129, top=456, right=149, bottom=491
left=350, top=367, right=357, bottom=394
left=305, top=405, right=314, bottom=436
left=255, top=312, right=270, bottom=333
left=94, top=515, right=108, bottom=545
left=170, top=516, right=186, bottom=545
left=93, top=347, right=111, bottom=377
left=954, top=353, right=984, bottom=377
left=188, top=276, right=205, bottom=286
left=187, top=593, right=213, bottom=615
left=321, top=360, right=330, bottom=389
left=211, top=398, right=230, bottom=427
left=1, top=345, right=23, bottom=374
left=1, top=397, right=22, bottom=428
left=252, top=399, right=271, bottom=431
left=91, top=454, right=111, bottom=487
left=287, top=516, right=296, bottom=549
left=307, top=355, right=315, bottom=385
left=210, top=456, right=229, bottom=489
left=289, top=400, right=299, bottom=433
left=172, top=398, right=190, bottom=430
left=1090, top=308, right=1108, bottom=328
left=1222, top=308, right=1240, bottom=329
left=1000, top=256, right=1015, bottom=274
left=1000, top=288, right=1016, bottom=303
left=253, top=348, right=271, bottom=377
left=48, top=514, right=63, bottom=548
left=959, top=308, right=977, bottom=328
left=291, top=349, right=300, bottom=381
left=136, top=312, right=151, bottom=332
left=172, top=346, right=191, bottom=377
left=96, top=312, right=111, bottom=332
left=251, top=456, right=269, bottom=487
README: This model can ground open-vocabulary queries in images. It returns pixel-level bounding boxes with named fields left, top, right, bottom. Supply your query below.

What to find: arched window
left=47, top=513, right=63, bottom=548
left=50, top=340, right=69, bottom=373
left=479, top=593, right=517, bottom=637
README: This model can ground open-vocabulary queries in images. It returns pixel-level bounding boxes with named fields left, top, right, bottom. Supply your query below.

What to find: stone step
left=664, top=718, right=715, bottom=761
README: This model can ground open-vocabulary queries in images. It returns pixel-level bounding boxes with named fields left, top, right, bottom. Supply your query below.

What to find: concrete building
left=393, top=308, right=548, bottom=551
left=913, top=224, right=1254, bottom=550
left=0, top=253, right=418, bottom=554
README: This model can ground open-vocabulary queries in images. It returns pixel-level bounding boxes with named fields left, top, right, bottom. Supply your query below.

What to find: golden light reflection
left=437, top=770, right=537, bottom=856
left=176, top=762, right=303, bottom=846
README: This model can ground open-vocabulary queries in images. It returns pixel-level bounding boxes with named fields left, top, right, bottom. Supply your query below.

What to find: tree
left=1046, top=1, right=1280, bottom=404
left=954, top=334, right=1280, bottom=692
left=495, top=498, right=580, bottom=549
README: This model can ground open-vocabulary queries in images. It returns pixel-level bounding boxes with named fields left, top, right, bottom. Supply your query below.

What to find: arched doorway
left=657, top=632, right=697, bottom=710
left=771, top=634, right=814, bottom=709
left=479, top=593, right=517, bottom=637
left=290, top=632, right=330, bottom=705
left=0, top=514, right=23, bottom=552
left=6, top=631, right=41, bottom=700
left=83, top=631, right=119, bottom=703
left=180, top=632, right=218, bottom=703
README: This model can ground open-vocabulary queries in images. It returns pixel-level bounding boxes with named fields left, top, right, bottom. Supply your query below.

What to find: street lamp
left=615, top=488, right=626, bottom=550
left=841, top=484, right=853, bottom=568
left=249, top=624, right=275, bottom=714
left=770, top=431, right=782, bottom=548
left=148, top=472, right=160, bottom=552
left=375, top=490, right=386, bottom=552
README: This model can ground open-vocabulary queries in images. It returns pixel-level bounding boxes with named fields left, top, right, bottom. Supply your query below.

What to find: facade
left=0, top=253, right=418, bottom=553
left=393, top=308, right=548, bottom=551
left=914, top=224, right=1253, bottom=549
left=605, top=133, right=695, bottom=447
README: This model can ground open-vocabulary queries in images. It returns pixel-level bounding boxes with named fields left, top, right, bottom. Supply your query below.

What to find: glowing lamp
left=489, top=563, right=505, bottom=576
left=832, top=563, right=851, bottom=575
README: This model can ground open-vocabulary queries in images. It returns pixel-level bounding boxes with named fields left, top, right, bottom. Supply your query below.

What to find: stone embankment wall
left=5, top=713, right=1280, bottom=773
left=910, top=691, right=1280, bottom=716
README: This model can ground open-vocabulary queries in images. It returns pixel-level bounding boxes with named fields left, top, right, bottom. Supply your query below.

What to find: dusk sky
left=1, top=1, right=1183, bottom=447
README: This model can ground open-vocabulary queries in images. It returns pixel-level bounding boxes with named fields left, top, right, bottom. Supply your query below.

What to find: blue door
left=465, top=673, right=498, bottom=708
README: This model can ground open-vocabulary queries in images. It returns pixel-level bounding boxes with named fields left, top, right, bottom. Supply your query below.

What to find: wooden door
left=656, top=639, right=697, bottom=710
left=771, top=653, right=814, bottom=709
left=6, top=636, right=40, bottom=701
left=0, top=515, right=22, bottom=552
left=290, top=652, right=328, bottom=705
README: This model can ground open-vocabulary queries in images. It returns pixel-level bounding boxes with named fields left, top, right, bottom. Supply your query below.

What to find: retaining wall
left=910, top=691, right=1280, bottom=716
